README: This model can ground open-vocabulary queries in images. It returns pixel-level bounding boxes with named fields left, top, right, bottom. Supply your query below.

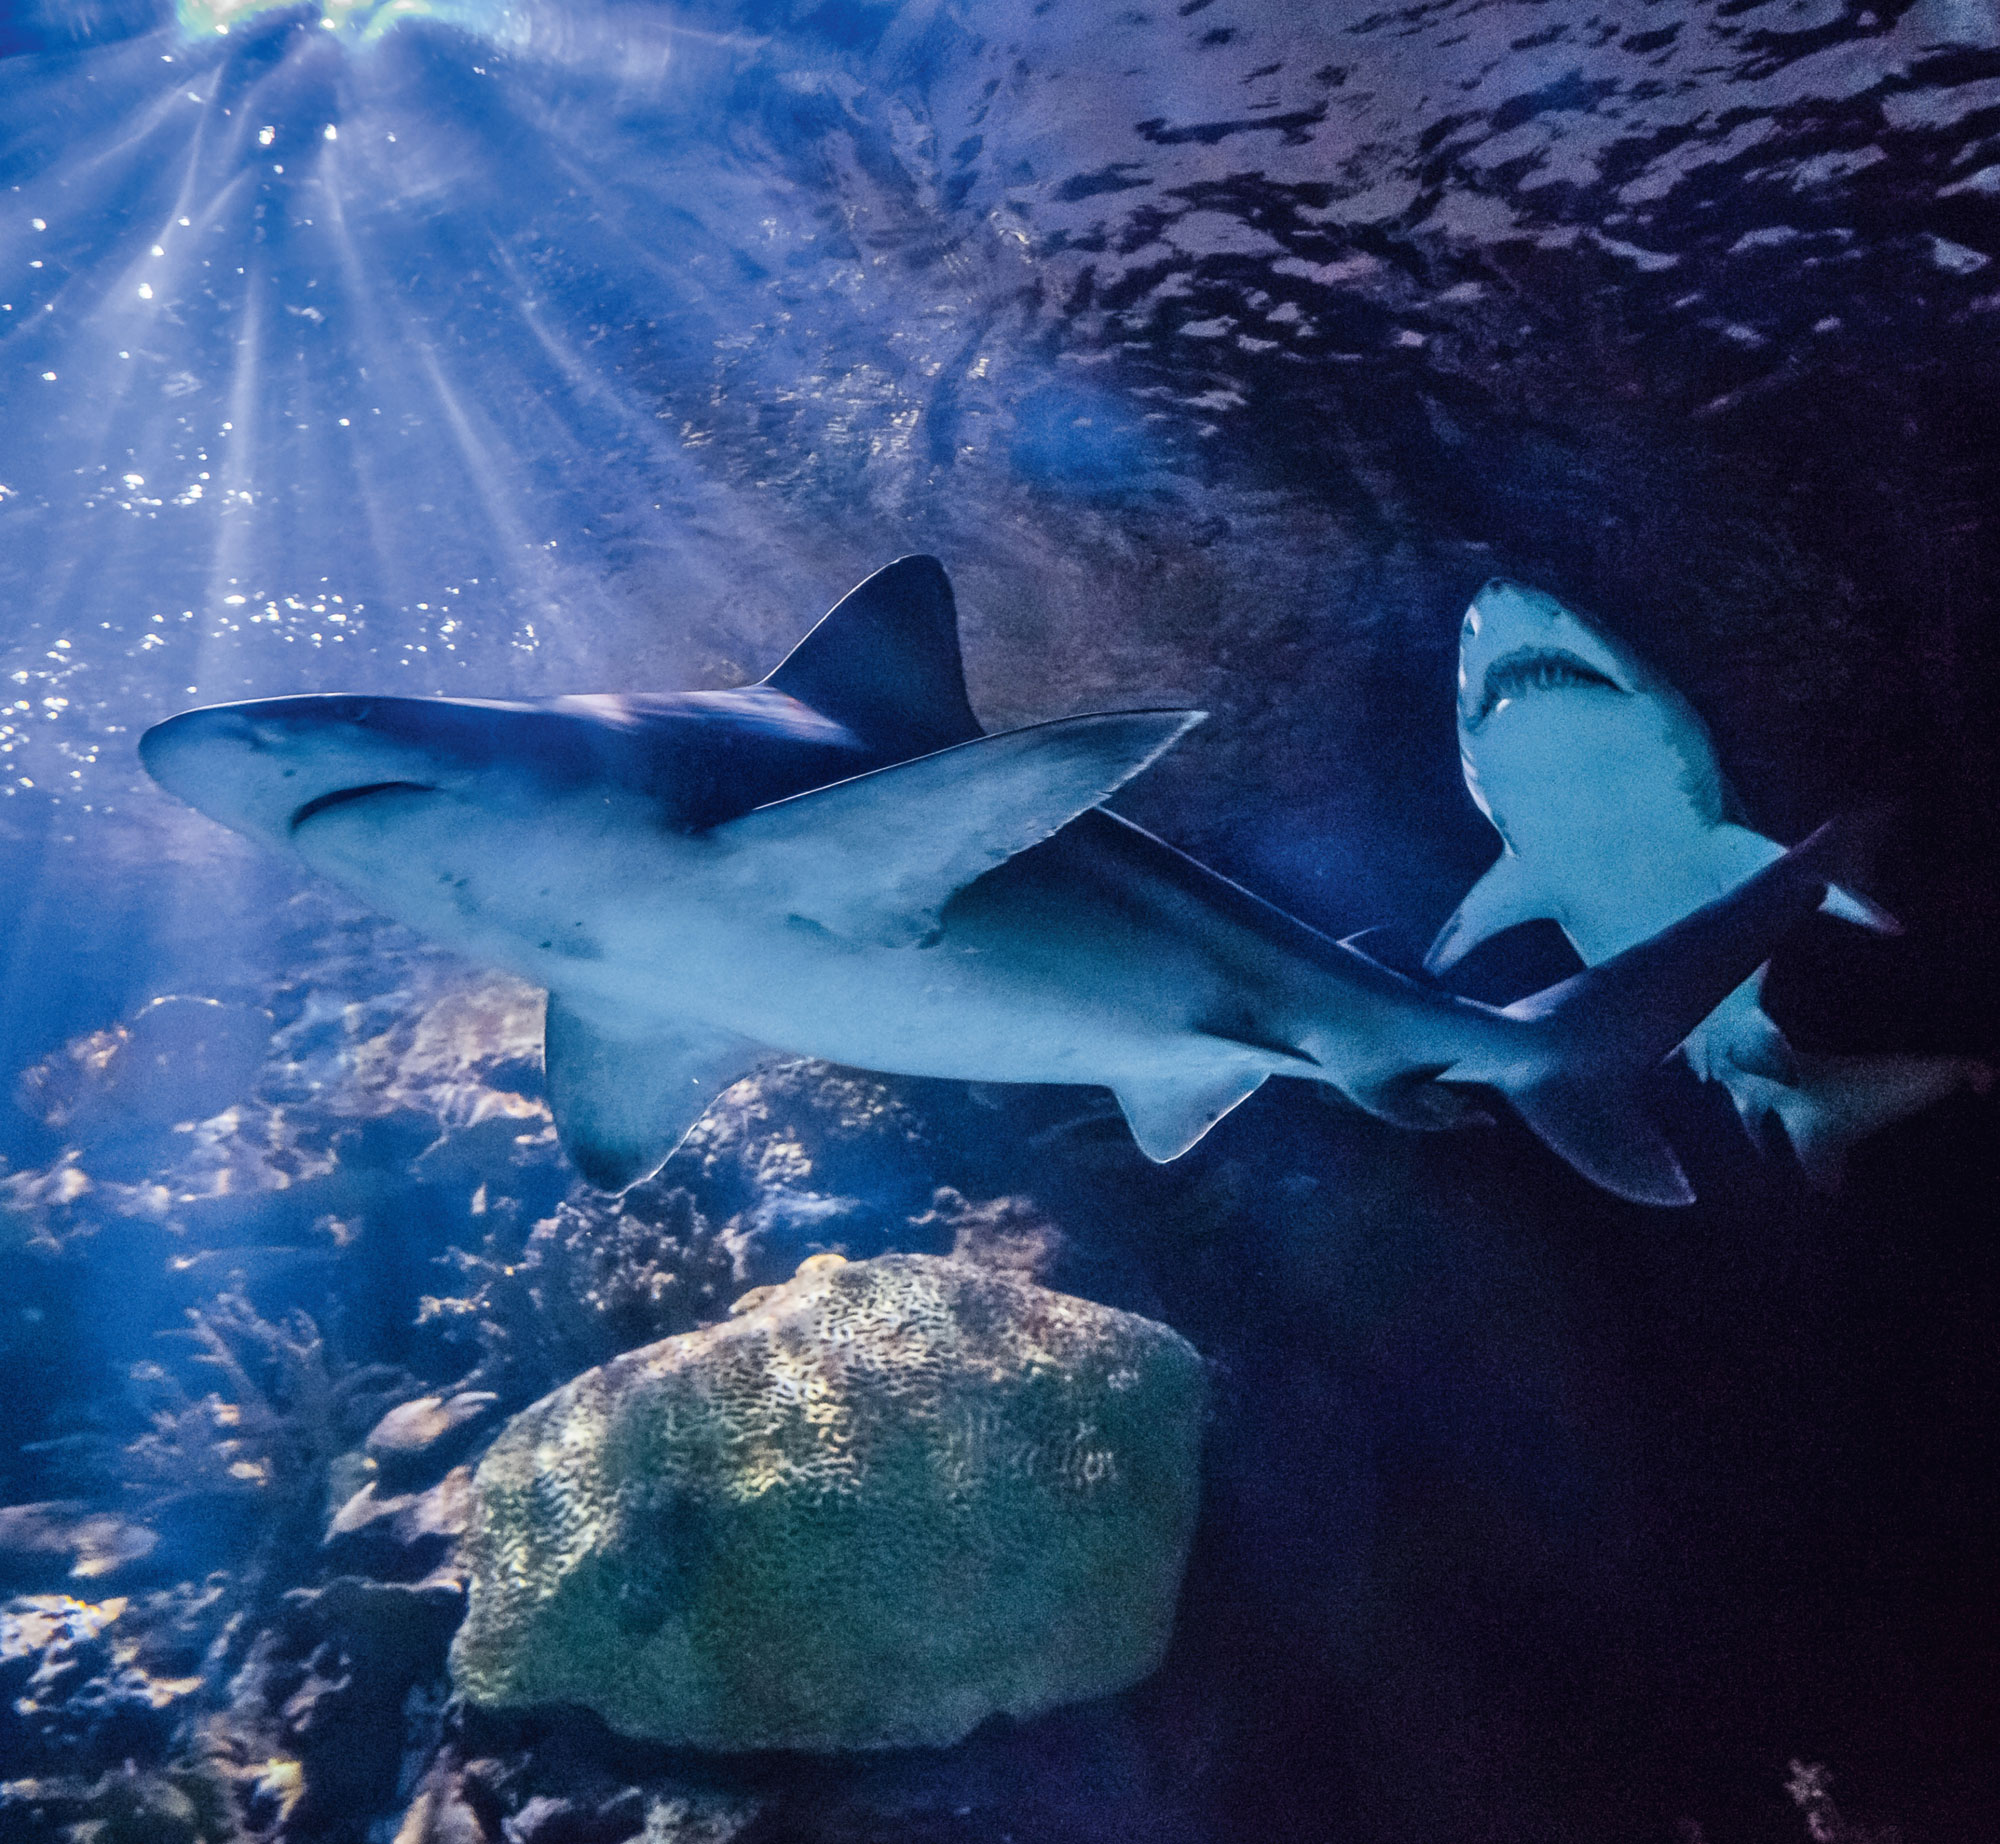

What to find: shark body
left=1432, top=578, right=1989, bottom=1185
left=144, top=558, right=1854, bottom=1203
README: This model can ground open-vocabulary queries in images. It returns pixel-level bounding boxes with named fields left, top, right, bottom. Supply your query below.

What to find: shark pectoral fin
left=712, top=709, right=1204, bottom=947
left=1114, top=1064, right=1268, bottom=1162
left=1423, top=851, right=1547, bottom=975
left=543, top=997, right=768, bottom=1191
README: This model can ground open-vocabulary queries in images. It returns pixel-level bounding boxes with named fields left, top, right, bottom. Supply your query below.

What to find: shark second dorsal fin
left=763, top=556, right=984, bottom=760
left=1424, top=850, right=1547, bottom=975
left=711, top=709, right=1203, bottom=947
left=544, top=997, right=771, bottom=1190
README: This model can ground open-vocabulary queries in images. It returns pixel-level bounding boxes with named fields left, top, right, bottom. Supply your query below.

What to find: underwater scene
left=1, top=0, right=1997, bottom=1839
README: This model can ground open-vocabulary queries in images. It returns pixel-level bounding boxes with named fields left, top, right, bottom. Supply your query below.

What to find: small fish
left=144, top=558, right=1857, bottom=1204
left=1431, top=578, right=1990, bottom=1187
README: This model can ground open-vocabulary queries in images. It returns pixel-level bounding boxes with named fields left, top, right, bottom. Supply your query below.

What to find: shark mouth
left=1468, top=647, right=1624, bottom=729
left=289, top=780, right=436, bottom=832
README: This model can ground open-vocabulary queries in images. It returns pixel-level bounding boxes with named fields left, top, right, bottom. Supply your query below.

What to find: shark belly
left=295, top=785, right=1307, bottom=1094
left=586, top=822, right=1319, bottom=1092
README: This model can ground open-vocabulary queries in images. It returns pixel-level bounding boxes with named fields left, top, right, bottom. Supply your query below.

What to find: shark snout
left=1455, top=580, right=1632, bottom=731
left=140, top=696, right=444, bottom=847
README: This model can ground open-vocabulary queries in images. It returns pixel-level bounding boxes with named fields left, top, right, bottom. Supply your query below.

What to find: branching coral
left=419, top=1180, right=736, bottom=1404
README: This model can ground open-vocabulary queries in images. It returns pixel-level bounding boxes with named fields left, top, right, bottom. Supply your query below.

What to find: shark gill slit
left=288, top=780, right=437, bottom=832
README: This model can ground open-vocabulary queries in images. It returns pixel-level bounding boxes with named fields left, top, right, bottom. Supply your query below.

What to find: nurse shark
left=1432, top=578, right=1990, bottom=1186
left=144, top=557, right=1856, bottom=1205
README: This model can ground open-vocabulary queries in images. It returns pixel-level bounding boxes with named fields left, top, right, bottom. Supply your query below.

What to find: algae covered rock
left=449, top=1253, right=1206, bottom=1752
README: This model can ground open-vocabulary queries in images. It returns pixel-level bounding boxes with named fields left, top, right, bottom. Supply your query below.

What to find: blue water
left=1, top=3, right=1997, bottom=1841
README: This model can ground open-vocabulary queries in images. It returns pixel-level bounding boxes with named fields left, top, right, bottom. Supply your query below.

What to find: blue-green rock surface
left=450, top=1252, right=1206, bottom=1752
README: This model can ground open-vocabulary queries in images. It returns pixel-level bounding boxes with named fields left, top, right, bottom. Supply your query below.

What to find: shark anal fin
left=544, top=997, right=768, bottom=1191
left=1684, top=984, right=1798, bottom=1086
left=762, top=556, right=985, bottom=758
left=1425, top=851, right=1547, bottom=975
left=713, top=709, right=1204, bottom=948
left=1114, top=1065, right=1268, bottom=1162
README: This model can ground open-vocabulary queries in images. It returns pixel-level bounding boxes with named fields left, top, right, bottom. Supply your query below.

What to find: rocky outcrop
left=451, top=1253, right=1207, bottom=1752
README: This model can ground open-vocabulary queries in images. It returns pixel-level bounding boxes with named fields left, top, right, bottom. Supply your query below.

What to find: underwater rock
left=0, top=1758, right=238, bottom=1844
left=323, top=1467, right=474, bottom=1583
left=917, top=1186, right=1066, bottom=1281
left=450, top=1252, right=1207, bottom=1752
left=215, top=1573, right=466, bottom=1840
left=421, top=1180, right=739, bottom=1406
left=392, top=1746, right=763, bottom=1844
left=366, top=1392, right=503, bottom=1489
left=17, top=996, right=272, bottom=1140
left=0, top=1501, right=159, bottom=1588
left=0, top=1585, right=217, bottom=1774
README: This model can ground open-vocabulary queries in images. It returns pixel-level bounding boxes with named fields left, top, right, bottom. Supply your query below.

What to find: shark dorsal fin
left=763, top=556, right=984, bottom=760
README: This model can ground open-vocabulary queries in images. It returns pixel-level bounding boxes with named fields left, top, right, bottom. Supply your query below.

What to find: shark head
left=140, top=688, right=876, bottom=975
left=1451, top=579, right=1730, bottom=855
left=1455, top=579, right=1642, bottom=739
left=141, top=689, right=868, bottom=849
left=141, top=694, right=480, bottom=850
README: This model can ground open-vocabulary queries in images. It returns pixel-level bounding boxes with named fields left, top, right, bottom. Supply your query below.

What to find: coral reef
left=417, top=1184, right=736, bottom=1410
left=450, top=1252, right=1207, bottom=1751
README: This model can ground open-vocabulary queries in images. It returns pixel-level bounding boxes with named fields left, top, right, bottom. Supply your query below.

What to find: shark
left=142, top=557, right=1860, bottom=1205
left=1430, top=577, right=1990, bottom=1187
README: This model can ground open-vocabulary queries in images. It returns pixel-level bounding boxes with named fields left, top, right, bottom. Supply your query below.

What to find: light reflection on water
left=0, top=1, right=1056, bottom=814
left=179, top=0, right=510, bottom=47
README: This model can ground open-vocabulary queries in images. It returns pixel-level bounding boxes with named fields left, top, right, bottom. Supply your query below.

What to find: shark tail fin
left=1450, top=823, right=1857, bottom=1206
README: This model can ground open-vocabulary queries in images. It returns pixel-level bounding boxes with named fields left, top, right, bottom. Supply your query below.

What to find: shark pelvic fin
left=1502, top=1076, right=1695, bottom=1206
left=1424, top=850, right=1546, bottom=974
left=544, top=997, right=769, bottom=1191
left=763, top=556, right=985, bottom=759
left=1115, top=1063, right=1268, bottom=1161
left=713, top=709, right=1204, bottom=947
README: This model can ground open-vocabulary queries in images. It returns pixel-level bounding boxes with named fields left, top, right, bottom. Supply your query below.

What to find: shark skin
left=143, top=557, right=1856, bottom=1204
left=1430, top=578, right=1990, bottom=1187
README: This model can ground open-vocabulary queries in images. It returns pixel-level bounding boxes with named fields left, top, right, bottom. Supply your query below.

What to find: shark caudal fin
left=1452, top=823, right=1858, bottom=1206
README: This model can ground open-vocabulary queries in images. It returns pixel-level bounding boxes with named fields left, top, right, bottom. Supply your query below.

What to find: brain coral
left=449, top=1252, right=1206, bottom=1751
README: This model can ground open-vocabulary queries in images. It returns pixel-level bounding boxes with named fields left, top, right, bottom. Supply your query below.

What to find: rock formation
left=451, top=1253, right=1206, bottom=1751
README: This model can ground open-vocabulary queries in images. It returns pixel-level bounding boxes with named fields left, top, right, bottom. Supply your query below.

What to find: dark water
left=0, top=2, right=1996, bottom=1840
